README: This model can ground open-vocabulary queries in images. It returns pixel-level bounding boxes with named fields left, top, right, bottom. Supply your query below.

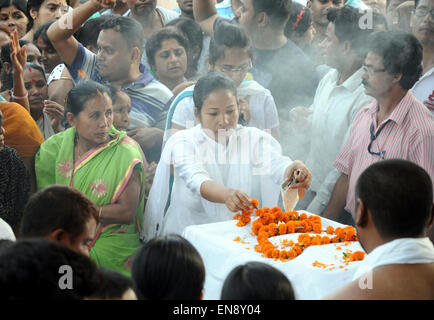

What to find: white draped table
left=183, top=211, right=365, bottom=300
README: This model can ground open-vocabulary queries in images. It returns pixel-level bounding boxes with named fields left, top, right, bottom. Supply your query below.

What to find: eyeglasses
left=367, top=120, right=391, bottom=160
left=216, top=61, right=252, bottom=74
left=414, top=7, right=434, bottom=17
left=362, top=64, right=386, bottom=76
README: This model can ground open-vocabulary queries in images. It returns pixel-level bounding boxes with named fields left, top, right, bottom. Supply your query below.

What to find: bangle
left=11, top=89, right=28, bottom=100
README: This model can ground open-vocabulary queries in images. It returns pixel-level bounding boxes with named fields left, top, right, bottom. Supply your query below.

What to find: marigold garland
left=233, top=204, right=363, bottom=262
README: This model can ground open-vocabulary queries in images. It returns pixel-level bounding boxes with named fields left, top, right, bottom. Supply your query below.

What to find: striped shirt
left=334, top=90, right=434, bottom=216
left=66, top=43, right=174, bottom=130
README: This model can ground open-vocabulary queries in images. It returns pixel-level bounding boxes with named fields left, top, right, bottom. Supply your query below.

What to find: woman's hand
left=43, top=100, right=65, bottom=133
left=284, top=160, right=312, bottom=190
left=10, top=30, right=26, bottom=76
left=238, top=96, right=251, bottom=125
left=224, top=188, right=252, bottom=212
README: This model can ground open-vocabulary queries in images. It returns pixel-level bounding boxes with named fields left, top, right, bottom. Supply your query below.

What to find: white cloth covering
left=352, top=237, right=434, bottom=281
left=411, top=67, right=434, bottom=115
left=142, top=124, right=292, bottom=240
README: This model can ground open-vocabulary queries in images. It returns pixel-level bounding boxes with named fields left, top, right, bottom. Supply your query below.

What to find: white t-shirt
left=411, top=67, right=434, bottom=115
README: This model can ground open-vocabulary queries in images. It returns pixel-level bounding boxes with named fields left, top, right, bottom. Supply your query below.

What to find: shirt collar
left=122, top=64, right=154, bottom=90
left=369, top=90, right=413, bottom=126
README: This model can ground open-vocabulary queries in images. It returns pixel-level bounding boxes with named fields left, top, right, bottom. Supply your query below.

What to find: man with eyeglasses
left=322, top=30, right=434, bottom=225
left=411, top=0, right=434, bottom=115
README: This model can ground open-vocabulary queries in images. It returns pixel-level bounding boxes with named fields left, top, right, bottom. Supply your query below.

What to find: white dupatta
left=142, top=124, right=290, bottom=241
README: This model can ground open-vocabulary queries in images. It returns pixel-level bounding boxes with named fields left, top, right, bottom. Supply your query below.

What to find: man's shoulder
left=129, top=79, right=174, bottom=102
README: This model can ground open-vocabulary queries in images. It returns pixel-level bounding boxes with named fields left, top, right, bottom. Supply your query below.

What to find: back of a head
left=89, top=268, right=135, bottom=300
left=208, top=22, right=253, bottom=66
left=75, top=15, right=113, bottom=49
left=20, top=185, right=98, bottom=241
left=0, top=239, right=100, bottom=300
left=252, top=0, right=292, bottom=30
left=100, top=16, right=144, bottom=50
left=285, top=3, right=313, bottom=38
left=327, top=5, right=375, bottom=59
left=166, top=17, right=204, bottom=53
left=367, top=30, right=422, bottom=89
left=131, top=234, right=205, bottom=300
left=221, top=262, right=295, bottom=300
left=356, top=159, right=433, bottom=239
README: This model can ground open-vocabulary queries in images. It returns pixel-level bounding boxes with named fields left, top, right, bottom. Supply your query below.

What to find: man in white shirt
left=289, top=6, right=374, bottom=214
left=410, top=0, right=434, bottom=115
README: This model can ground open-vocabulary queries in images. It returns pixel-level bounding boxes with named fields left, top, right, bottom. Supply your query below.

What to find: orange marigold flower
left=301, top=237, right=311, bottom=248
left=278, top=223, right=287, bottom=235
left=272, top=249, right=280, bottom=259
left=313, top=223, right=322, bottom=234
left=288, top=249, right=298, bottom=259
left=299, top=213, right=307, bottom=220
left=286, top=222, right=295, bottom=234
left=233, top=236, right=241, bottom=242
left=350, top=251, right=365, bottom=261
left=293, top=245, right=303, bottom=255
left=326, top=226, right=334, bottom=235
left=251, top=198, right=259, bottom=208
left=254, top=245, right=262, bottom=253
left=279, top=250, right=288, bottom=260
left=265, top=249, right=274, bottom=258
left=252, top=220, right=263, bottom=235
left=268, top=223, right=278, bottom=236
left=321, top=236, right=331, bottom=245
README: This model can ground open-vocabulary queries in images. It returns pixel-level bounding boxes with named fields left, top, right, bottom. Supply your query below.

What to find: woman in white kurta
left=142, top=73, right=311, bottom=240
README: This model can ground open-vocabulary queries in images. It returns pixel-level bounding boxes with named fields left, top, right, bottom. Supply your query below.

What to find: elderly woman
left=143, top=72, right=311, bottom=239
left=35, top=81, right=146, bottom=276
left=0, top=0, right=31, bottom=38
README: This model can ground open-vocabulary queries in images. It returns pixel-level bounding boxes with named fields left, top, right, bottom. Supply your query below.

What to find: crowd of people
left=0, top=0, right=433, bottom=300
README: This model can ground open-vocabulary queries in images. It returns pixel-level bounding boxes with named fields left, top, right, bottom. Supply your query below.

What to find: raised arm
left=47, top=0, right=114, bottom=66
left=193, top=0, right=219, bottom=36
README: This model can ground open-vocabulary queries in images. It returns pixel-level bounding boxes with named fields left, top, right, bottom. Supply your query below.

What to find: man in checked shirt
left=322, top=31, right=434, bottom=243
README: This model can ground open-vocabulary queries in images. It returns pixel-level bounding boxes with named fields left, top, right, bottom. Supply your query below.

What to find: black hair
left=34, top=19, right=55, bottom=47
left=0, top=239, right=100, bottom=300
left=24, top=62, right=45, bottom=79
left=0, top=0, right=32, bottom=32
left=193, top=72, right=237, bottom=112
left=75, top=15, right=112, bottom=50
left=88, top=268, right=134, bottom=300
left=285, top=3, right=312, bottom=38
left=251, top=0, right=292, bottom=29
left=1, top=39, right=30, bottom=90
left=107, top=83, right=120, bottom=105
left=20, top=185, right=98, bottom=241
left=145, top=27, right=189, bottom=70
left=355, top=159, right=433, bottom=239
left=208, top=22, right=253, bottom=67
left=26, top=0, right=71, bottom=31
left=221, top=261, right=295, bottom=300
left=131, top=234, right=205, bottom=300
left=65, top=80, right=111, bottom=116
left=327, top=6, right=375, bottom=59
left=166, top=17, right=204, bottom=73
left=100, top=16, right=144, bottom=50
left=367, top=30, right=423, bottom=89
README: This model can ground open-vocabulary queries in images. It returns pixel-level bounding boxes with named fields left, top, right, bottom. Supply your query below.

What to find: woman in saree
left=35, top=81, right=146, bottom=276
left=143, top=72, right=311, bottom=240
